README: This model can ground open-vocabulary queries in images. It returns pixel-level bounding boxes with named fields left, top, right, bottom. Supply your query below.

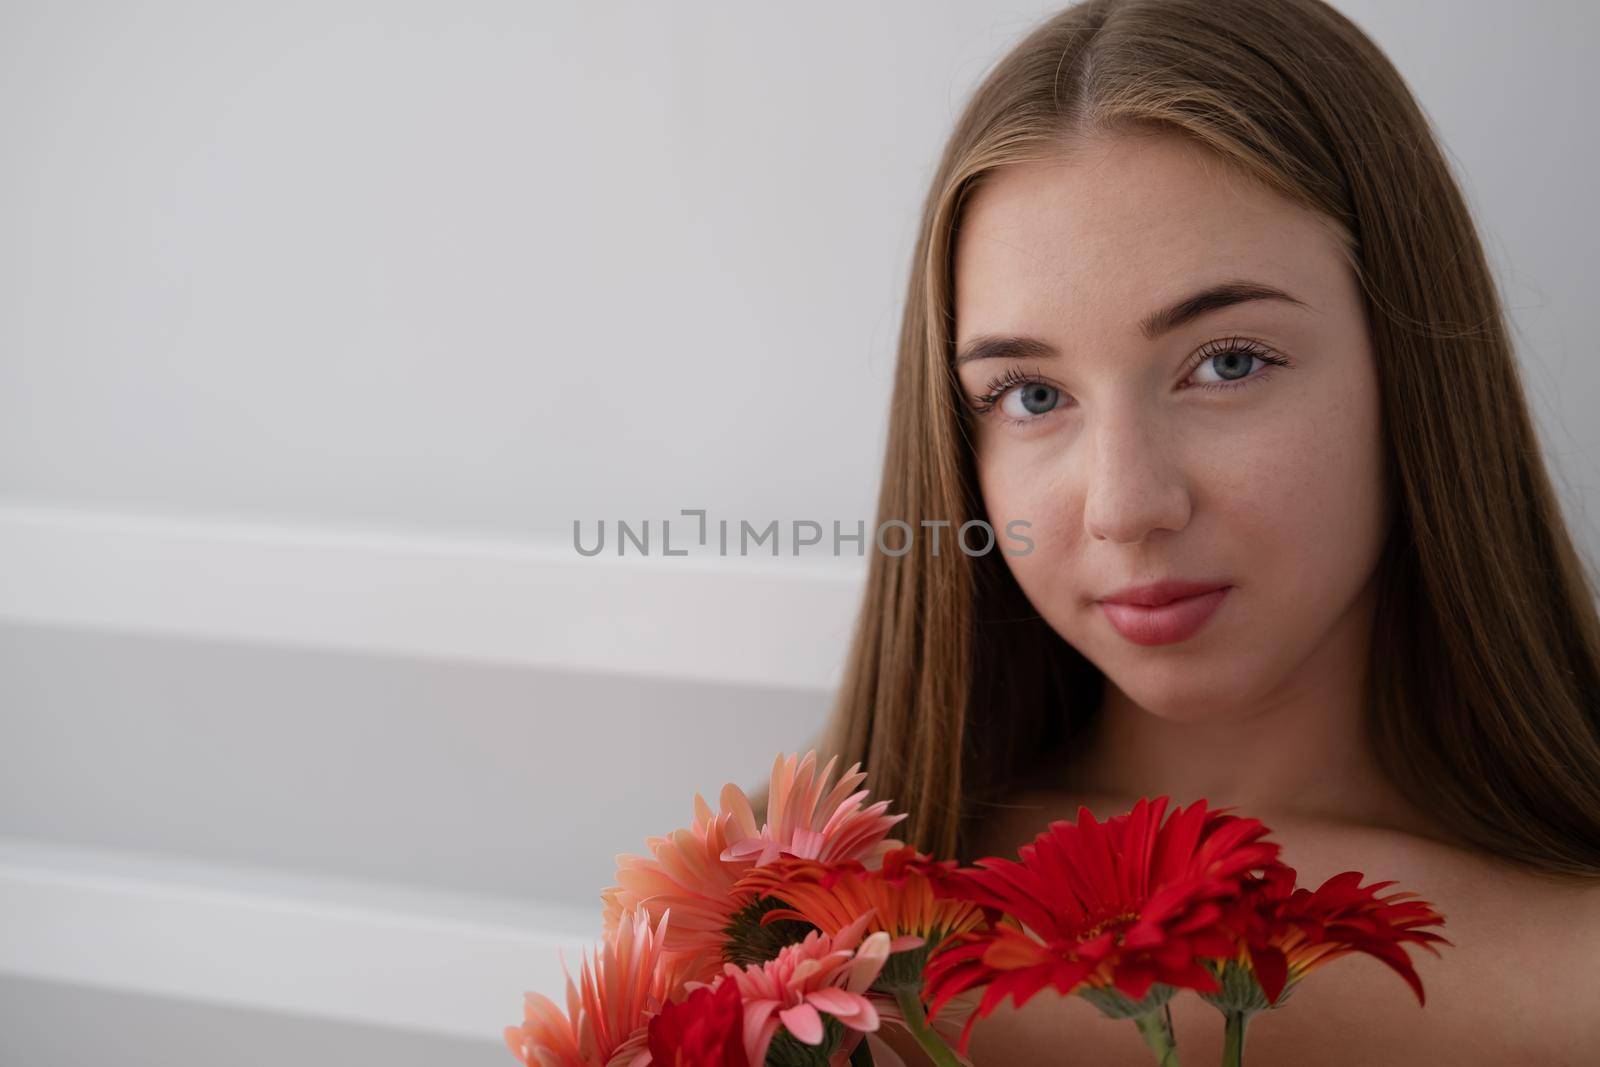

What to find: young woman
left=755, top=0, right=1600, bottom=1061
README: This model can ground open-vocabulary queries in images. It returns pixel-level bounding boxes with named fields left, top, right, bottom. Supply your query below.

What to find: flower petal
left=779, top=1002, right=825, bottom=1045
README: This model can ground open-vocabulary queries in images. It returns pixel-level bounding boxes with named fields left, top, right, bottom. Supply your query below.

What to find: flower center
left=1076, top=911, right=1140, bottom=942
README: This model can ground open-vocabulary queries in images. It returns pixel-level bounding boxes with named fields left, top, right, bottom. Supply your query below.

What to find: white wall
left=1, top=2, right=1595, bottom=1064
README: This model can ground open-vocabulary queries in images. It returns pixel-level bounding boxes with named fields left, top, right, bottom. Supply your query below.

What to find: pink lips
left=1096, top=580, right=1232, bottom=646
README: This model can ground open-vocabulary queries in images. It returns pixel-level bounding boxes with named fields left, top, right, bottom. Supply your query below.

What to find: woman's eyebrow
left=954, top=279, right=1308, bottom=366
left=1138, top=279, right=1308, bottom=339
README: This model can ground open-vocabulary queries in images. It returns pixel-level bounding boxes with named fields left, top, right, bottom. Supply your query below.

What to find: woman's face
left=953, top=130, right=1390, bottom=723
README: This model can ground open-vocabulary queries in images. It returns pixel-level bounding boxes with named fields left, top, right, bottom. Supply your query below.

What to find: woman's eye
left=1191, top=349, right=1265, bottom=385
left=999, top=381, right=1062, bottom=419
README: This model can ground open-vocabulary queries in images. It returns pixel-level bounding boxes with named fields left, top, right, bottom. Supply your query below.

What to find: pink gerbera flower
left=722, top=750, right=909, bottom=866
left=601, top=751, right=907, bottom=984
left=504, top=908, right=679, bottom=1067
left=709, top=909, right=893, bottom=1066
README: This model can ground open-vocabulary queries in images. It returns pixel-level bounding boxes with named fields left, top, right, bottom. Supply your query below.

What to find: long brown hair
left=755, top=0, right=1600, bottom=878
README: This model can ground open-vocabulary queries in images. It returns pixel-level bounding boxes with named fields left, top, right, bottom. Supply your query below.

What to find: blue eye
left=1002, top=381, right=1062, bottom=418
left=1197, top=350, right=1256, bottom=382
left=967, top=365, right=1066, bottom=426
left=1186, top=338, right=1291, bottom=391
left=964, top=336, right=1292, bottom=426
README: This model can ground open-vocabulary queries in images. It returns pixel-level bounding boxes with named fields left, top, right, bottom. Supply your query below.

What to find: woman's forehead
left=952, top=136, right=1349, bottom=335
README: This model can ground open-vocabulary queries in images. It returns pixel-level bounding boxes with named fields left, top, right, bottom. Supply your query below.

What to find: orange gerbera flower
left=1214, top=863, right=1449, bottom=1009
left=601, top=751, right=907, bottom=985
left=736, top=845, right=987, bottom=991
left=922, top=797, right=1280, bottom=1056
left=504, top=908, right=679, bottom=1067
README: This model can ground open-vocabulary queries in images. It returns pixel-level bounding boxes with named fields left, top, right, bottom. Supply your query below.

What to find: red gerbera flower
left=1217, top=863, right=1449, bottom=1008
left=645, top=979, right=748, bottom=1067
left=922, top=796, right=1280, bottom=1055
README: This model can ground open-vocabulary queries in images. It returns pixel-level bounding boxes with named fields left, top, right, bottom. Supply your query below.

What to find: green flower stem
left=1220, top=1011, right=1250, bottom=1067
left=1132, top=1007, right=1183, bottom=1067
left=890, top=986, right=966, bottom=1067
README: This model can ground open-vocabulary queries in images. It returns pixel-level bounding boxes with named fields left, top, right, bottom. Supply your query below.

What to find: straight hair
left=752, top=0, right=1600, bottom=879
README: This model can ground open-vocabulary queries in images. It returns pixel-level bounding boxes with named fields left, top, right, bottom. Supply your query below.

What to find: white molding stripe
left=0, top=503, right=866, bottom=692
left=0, top=837, right=597, bottom=1044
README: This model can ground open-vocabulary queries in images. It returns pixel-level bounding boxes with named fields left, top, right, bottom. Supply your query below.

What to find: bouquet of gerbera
left=504, top=750, right=1448, bottom=1067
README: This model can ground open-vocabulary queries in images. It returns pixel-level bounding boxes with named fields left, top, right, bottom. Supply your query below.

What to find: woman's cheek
left=979, top=455, right=1088, bottom=619
left=1190, top=392, right=1387, bottom=643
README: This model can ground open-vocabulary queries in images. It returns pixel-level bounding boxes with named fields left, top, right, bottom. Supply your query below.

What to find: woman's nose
left=1081, top=414, right=1192, bottom=544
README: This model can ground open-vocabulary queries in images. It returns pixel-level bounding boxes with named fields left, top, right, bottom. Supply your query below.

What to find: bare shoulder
left=1256, top=818, right=1600, bottom=1062
left=961, top=790, right=1600, bottom=1064
left=1275, top=817, right=1600, bottom=989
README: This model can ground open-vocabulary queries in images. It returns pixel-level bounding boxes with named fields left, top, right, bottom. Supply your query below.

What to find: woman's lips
left=1097, top=586, right=1232, bottom=646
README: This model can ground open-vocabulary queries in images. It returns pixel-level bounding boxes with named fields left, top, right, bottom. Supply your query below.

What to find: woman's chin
left=1099, top=671, right=1270, bottom=726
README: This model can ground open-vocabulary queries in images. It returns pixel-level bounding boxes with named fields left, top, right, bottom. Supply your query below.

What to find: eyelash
left=966, top=336, right=1292, bottom=427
